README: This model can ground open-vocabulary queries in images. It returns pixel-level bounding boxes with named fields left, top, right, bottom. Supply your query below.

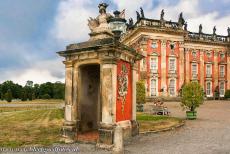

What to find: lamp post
left=108, top=10, right=127, bottom=41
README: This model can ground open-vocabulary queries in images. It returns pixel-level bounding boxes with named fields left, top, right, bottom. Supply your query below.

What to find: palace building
left=121, top=9, right=230, bottom=98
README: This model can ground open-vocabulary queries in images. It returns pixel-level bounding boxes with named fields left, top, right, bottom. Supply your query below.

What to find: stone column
left=161, top=40, right=167, bottom=96
left=227, top=53, right=230, bottom=89
left=185, top=48, right=190, bottom=83
left=179, top=42, right=185, bottom=88
left=98, top=60, right=117, bottom=146
left=62, top=60, right=76, bottom=143
left=213, top=51, right=219, bottom=90
left=200, top=50, right=205, bottom=88
left=131, top=63, right=138, bottom=121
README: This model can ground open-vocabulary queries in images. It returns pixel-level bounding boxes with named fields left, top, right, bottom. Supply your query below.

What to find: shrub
left=136, top=80, right=146, bottom=104
left=224, top=90, right=230, bottom=99
left=181, top=82, right=204, bottom=111
left=5, top=89, right=13, bottom=102
left=41, top=94, right=51, bottom=99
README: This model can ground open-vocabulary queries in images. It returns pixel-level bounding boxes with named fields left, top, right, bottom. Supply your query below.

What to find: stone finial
left=98, top=3, right=108, bottom=13
left=213, top=26, right=216, bottom=35
left=160, top=9, right=164, bottom=20
left=140, top=7, right=145, bottom=18
left=136, top=11, right=141, bottom=21
left=199, top=24, right=202, bottom=34
left=184, top=22, right=188, bottom=31
left=178, top=12, right=185, bottom=26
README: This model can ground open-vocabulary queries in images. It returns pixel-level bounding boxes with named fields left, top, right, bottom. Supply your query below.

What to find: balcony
left=191, top=74, right=198, bottom=80
left=150, top=69, right=158, bottom=74
left=206, top=74, right=212, bottom=78
left=168, top=70, right=177, bottom=74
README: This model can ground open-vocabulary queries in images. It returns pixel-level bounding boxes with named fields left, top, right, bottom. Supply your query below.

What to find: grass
left=0, top=109, right=64, bottom=148
left=0, top=99, right=64, bottom=104
left=137, top=112, right=183, bottom=132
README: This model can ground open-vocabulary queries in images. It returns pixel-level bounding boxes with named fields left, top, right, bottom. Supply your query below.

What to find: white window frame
left=150, top=57, right=158, bottom=73
left=206, top=64, right=212, bottom=77
left=192, top=63, right=197, bottom=76
left=169, top=79, right=176, bottom=96
left=220, top=65, right=225, bottom=77
left=150, top=79, right=158, bottom=96
left=206, top=82, right=212, bottom=97
left=219, top=82, right=225, bottom=97
left=169, top=58, right=176, bottom=73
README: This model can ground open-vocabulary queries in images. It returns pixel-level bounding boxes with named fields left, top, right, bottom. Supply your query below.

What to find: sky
left=0, top=0, right=229, bottom=86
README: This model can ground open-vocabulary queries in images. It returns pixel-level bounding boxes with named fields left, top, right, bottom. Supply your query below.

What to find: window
left=150, top=58, right=157, bottom=72
left=169, top=58, right=176, bottom=71
left=206, top=64, right=212, bottom=77
left=150, top=79, right=157, bottom=96
left=220, top=82, right=225, bottom=96
left=206, top=52, right=211, bottom=58
left=220, top=65, right=225, bottom=77
left=192, top=64, right=197, bottom=75
left=192, top=51, right=197, bottom=58
left=169, top=79, right=175, bottom=96
left=206, top=82, right=211, bottom=96
left=220, top=53, right=225, bottom=60
left=151, top=42, right=158, bottom=49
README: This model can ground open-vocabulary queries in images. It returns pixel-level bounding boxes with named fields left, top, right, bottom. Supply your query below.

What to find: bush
left=5, top=89, right=13, bottom=102
left=181, top=82, right=204, bottom=111
left=41, top=94, right=51, bottom=99
left=224, top=90, right=230, bottom=99
left=136, top=80, right=146, bottom=104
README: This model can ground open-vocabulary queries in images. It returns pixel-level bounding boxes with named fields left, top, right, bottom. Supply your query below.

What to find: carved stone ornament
left=117, top=64, right=129, bottom=114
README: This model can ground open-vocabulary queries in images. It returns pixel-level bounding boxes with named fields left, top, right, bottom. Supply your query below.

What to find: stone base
left=98, top=123, right=116, bottom=145
left=61, top=121, right=76, bottom=143
left=131, top=120, right=139, bottom=136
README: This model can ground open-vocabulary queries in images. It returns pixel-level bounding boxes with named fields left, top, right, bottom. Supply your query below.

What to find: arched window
left=169, top=79, right=175, bottom=96
left=150, top=79, right=157, bottom=96
left=220, top=82, right=225, bottom=96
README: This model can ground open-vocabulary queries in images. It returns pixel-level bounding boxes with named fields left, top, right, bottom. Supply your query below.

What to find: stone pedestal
left=62, top=121, right=76, bottom=143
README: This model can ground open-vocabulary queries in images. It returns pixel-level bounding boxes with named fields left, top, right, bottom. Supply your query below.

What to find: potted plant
left=181, top=82, right=204, bottom=120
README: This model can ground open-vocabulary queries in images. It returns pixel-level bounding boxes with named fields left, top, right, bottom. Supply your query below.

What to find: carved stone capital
left=64, top=61, right=74, bottom=68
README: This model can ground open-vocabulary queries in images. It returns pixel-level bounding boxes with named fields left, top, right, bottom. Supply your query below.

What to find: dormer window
left=220, top=53, right=225, bottom=60
left=151, top=42, right=158, bottom=49
left=192, top=51, right=197, bottom=59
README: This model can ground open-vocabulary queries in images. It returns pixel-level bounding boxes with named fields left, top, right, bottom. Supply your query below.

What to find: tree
left=53, top=82, right=65, bottom=99
left=136, top=80, right=146, bottom=104
left=39, top=82, right=54, bottom=98
left=181, top=82, right=204, bottom=111
left=5, top=89, right=13, bottom=102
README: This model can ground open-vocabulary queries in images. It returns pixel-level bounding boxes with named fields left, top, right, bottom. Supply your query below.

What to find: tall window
left=220, top=82, right=225, bottom=96
left=220, top=65, right=225, bottom=77
left=192, top=64, right=197, bottom=75
left=206, top=82, right=211, bottom=96
left=169, top=79, right=175, bottom=96
left=150, top=79, right=157, bottom=96
left=169, top=58, right=176, bottom=71
left=206, top=64, right=211, bottom=77
left=150, top=58, right=157, bottom=72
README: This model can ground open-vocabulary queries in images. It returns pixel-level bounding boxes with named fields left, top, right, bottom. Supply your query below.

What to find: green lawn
left=137, top=113, right=183, bottom=132
left=0, top=109, right=64, bottom=148
left=0, top=99, right=64, bottom=104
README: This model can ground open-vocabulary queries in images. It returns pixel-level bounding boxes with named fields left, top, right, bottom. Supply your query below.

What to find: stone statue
left=120, top=9, right=125, bottom=19
left=184, top=22, right=188, bottom=31
left=213, top=26, right=216, bottom=35
left=140, top=7, right=145, bottom=18
left=129, top=18, right=134, bottom=27
left=228, top=27, right=230, bottom=36
left=160, top=9, right=164, bottom=20
left=199, top=24, right=202, bottom=34
left=136, top=11, right=141, bottom=21
left=178, top=12, right=185, bottom=26
left=87, top=3, right=112, bottom=33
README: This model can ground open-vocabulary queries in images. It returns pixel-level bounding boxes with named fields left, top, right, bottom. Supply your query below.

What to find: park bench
left=151, top=100, right=170, bottom=116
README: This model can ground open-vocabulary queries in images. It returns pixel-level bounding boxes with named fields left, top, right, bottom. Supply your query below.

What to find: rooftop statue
left=213, top=26, right=216, bottom=35
left=88, top=3, right=112, bottom=33
left=184, top=22, right=188, bottom=31
left=178, top=12, right=185, bottom=26
left=160, top=9, right=164, bottom=20
left=136, top=11, right=141, bottom=21
left=199, top=24, right=202, bottom=34
left=227, top=27, right=230, bottom=36
left=140, top=7, right=145, bottom=18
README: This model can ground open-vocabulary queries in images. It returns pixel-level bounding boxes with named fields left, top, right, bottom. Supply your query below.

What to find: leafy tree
left=5, top=89, right=13, bottom=102
left=39, top=82, right=54, bottom=98
left=41, top=94, right=51, bottom=99
left=53, top=82, right=65, bottom=99
left=224, top=90, right=230, bottom=99
left=136, top=80, right=146, bottom=104
left=181, top=82, right=204, bottom=111
left=20, top=90, right=27, bottom=101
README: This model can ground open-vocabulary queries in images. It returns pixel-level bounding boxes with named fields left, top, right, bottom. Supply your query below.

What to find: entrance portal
left=78, top=64, right=101, bottom=134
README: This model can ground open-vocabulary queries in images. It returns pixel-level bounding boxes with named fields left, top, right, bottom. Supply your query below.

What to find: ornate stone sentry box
left=57, top=3, right=143, bottom=148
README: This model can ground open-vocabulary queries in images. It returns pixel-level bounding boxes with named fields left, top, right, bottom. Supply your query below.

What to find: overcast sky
left=0, top=0, right=229, bottom=85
